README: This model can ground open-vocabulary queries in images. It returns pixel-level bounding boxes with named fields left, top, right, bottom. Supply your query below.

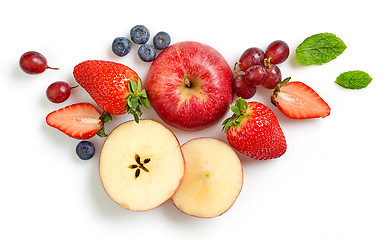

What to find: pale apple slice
left=99, top=119, right=185, bottom=211
left=172, top=137, right=243, bottom=218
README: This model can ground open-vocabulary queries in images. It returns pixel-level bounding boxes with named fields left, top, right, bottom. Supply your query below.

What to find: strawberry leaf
left=136, top=77, right=142, bottom=90
left=139, top=89, right=147, bottom=98
left=222, top=98, right=250, bottom=132
left=139, top=97, right=151, bottom=109
left=101, top=111, right=112, bottom=123
left=130, top=79, right=138, bottom=92
left=125, top=79, right=151, bottom=123
left=230, top=105, right=241, bottom=116
left=95, top=111, right=112, bottom=138
left=96, top=126, right=108, bottom=138
left=131, top=98, right=139, bottom=110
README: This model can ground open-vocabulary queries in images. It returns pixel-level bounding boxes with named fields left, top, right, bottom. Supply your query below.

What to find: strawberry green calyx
left=125, top=79, right=151, bottom=123
left=222, top=98, right=251, bottom=131
left=96, top=111, right=112, bottom=137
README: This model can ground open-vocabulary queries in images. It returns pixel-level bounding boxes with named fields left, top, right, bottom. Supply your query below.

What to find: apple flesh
left=99, top=119, right=185, bottom=211
left=145, top=41, right=233, bottom=131
left=172, top=137, right=243, bottom=218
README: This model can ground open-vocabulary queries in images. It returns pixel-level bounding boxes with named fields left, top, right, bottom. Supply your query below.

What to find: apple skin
left=145, top=41, right=233, bottom=131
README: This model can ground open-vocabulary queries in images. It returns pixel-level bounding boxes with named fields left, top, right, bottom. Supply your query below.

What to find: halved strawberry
left=271, top=77, right=331, bottom=119
left=46, top=103, right=111, bottom=139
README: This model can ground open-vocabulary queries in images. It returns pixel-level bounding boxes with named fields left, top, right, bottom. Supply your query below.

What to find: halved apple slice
left=99, top=119, right=185, bottom=211
left=172, top=137, right=243, bottom=218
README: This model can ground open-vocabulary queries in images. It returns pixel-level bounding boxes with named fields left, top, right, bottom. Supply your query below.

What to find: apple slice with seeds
left=99, top=119, right=185, bottom=211
left=172, top=137, right=243, bottom=218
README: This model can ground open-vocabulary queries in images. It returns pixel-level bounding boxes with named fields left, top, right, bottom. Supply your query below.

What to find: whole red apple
left=145, top=41, right=233, bottom=131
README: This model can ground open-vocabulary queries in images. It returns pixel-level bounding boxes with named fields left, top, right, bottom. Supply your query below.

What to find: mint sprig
left=222, top=98, right=250, bottom=132
left=335, top=70, right=372, bottom=89
left=296, top=33, right=347, bottom=66
left=125, top=79, right=151, bottom=123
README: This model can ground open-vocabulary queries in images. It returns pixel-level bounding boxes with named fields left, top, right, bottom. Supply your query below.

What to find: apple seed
left=128, top=154, right=151, bottom=178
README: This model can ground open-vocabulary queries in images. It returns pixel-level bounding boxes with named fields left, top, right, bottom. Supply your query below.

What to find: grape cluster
left=232, top=40, right=289, bottom=99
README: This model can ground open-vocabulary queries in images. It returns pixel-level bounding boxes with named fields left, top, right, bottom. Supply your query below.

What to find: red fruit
left=265, top=40, right=290, bottom=64
left=222, top=98, right=287, bottom=160
left=19, top=51, right=59, bottom=74
left=232, top=74, right=256, bottom=99
left=238, top=47, right=265, bottom=71
left=271, top=77, right=331, bottom=119
left=46, top=103, right=110, bottom=139
left=73, top=60, right=150, bottom=122
left=244, top=65, right=266, bottom=86
left=262, top=62, right=282, bottom=89
left=145, top=41, right=233, bottom=130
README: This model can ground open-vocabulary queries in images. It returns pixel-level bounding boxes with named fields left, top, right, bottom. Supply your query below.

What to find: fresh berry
left=271, top=77, right=331, bottom=119
left=138, top=44, right=157, bottom=62
left=112, top=37, right=131, bottom=57
left=222, top=98, right=287, bottom=160
left=262, top=63, right=282, bottom=89
left=19, top=51, right=58, bottom=74
left=232, top=74, right=256, bottom=99
left=265, top=40, right=289, bottom=64
left=130, top=25, right=150, bottom=44
left=46, top=103, right=111, bottom=139
left=153, top=31, right=171, bottom=50
left=238, top=47, right=265, bottom=71
left=76, top=141, right=95, bottom=160
left=244, top=65, right=266, bottom=86
left=73, top=60, right=150, bottom=121
left=46, top=81, right=77, bottom=103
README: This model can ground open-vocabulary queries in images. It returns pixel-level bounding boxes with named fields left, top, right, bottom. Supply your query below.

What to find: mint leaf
left=296, top=33, right=347, bottom=66
left=335, top=70, right=372, bottom=89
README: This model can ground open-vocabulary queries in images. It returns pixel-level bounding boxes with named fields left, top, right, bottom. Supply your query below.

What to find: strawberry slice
left=46, top=103, right=111, bottom=139
left=271, top=77, right=331, bottom=119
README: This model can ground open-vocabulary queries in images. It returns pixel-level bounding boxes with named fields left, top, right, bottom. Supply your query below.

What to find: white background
left=1, top=0, right=384, bottom=239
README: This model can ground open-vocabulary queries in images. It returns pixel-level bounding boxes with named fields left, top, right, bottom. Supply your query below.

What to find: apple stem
left=184, top=78, right=192, bottom=88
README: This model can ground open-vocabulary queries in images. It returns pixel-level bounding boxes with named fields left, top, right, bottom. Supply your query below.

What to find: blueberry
left=153, top=31, right=171, bottom=50
left=112, top=37, right=131, bottom=57
left=138, top=44, right=157, bottom=62
left=130, top=25, right=150, bottom=44
left=76, top=141, right=95, bottom=160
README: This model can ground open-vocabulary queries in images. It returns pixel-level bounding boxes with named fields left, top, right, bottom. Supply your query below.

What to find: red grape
left=46, top=81, right=73, bottom=103
left=19, top=51, right=58, bottom=74
left=262, top=64, right=282, bottom=89
left=238, top=47, right=265, bottom=71
left=244, top=65, right=266, bottom=86
left=232, top=75, right=256, bottom=99
left=265, top=40, right=289, bottom=64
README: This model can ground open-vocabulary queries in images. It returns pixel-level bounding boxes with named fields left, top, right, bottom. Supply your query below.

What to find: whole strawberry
left=222, top=98, right=287, bottom=160
left=73, top=60, right=150, bottom=122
